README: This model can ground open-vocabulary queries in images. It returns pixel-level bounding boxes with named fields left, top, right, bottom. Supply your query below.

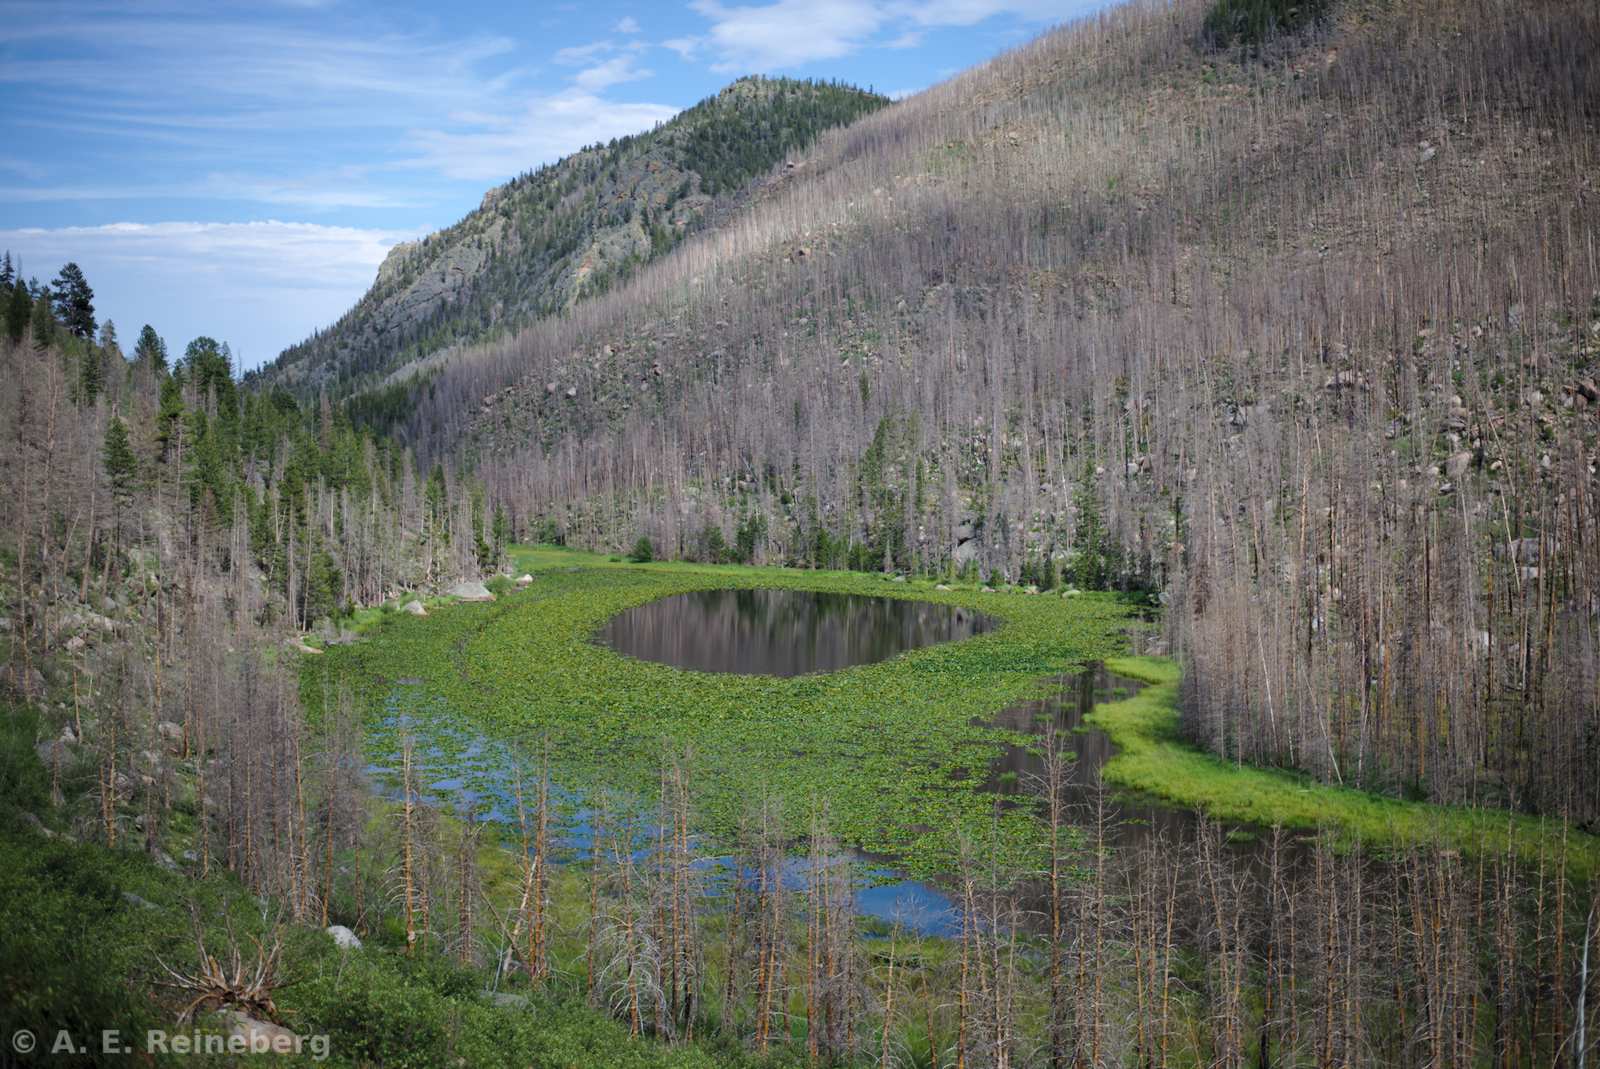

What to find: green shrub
left=0, top=832, right=160, bottom=1062
left=0, top=703, right=48, bottom=815
left=1203, top=0, right=1327, bottom=47
left=628, top=536, right=654, bottom=563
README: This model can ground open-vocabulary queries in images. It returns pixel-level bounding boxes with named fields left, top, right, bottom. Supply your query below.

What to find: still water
left=595, top=587, right=995, bottom=676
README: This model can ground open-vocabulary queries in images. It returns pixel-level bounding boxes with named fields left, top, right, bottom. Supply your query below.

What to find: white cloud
left=0, top=220, right=418, bottom=368
left=553, top=39, right=618, bottom=66
left=408, top=91, right=681, bottom=182
left=676, top=0, right=1079, bottom=72
left=615, top=16, right=642, bottom=33
left=574, top=54, right=654, bottom=92
left=685, top=0, right=886, bottom=71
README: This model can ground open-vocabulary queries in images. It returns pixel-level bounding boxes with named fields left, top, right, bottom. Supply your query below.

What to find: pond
left=594, top=587, right=997, bottom=676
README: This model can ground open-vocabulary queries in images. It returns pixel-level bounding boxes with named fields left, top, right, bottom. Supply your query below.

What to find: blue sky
left=0, top=0, right=1092, bottom=369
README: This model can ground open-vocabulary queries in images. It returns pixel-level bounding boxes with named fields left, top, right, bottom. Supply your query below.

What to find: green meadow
left=305, top=546, right=1135, bottom=874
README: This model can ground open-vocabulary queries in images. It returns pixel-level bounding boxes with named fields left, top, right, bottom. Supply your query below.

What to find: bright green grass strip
left=1093, top=656, right=1600, bottom=881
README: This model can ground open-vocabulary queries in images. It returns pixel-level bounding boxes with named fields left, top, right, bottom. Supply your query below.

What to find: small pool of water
left=595, top=587, right=996, bottom=676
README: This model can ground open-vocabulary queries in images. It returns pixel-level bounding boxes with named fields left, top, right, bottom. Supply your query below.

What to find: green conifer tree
left=5, top=281, right=30, bottom=344
left=103, top=416, right=137, bottom=494
left=50, top=262, right=95, bottom=339
left=29, top=292, right=55, bottom=350
left=134, top=325, right=168, bottom=371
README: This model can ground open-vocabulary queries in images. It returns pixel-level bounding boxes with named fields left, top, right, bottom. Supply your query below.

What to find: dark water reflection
left=982, top=666, right=1199, bottom=846
left=596, top=587, right=996, bottom=676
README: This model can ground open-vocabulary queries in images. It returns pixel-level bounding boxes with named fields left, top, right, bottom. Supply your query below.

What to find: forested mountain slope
left=250, top=77, right=887, bottom=400
left=373, top=0, right=1600, bottom=826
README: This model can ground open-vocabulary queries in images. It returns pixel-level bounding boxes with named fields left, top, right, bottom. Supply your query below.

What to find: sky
left=0, top=0, right=1094, bottom=370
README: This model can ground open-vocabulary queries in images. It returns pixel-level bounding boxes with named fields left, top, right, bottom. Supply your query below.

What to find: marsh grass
left=307, top=546, right=1135, bottom=877
left=1092, top=657, right=1600, bottom=880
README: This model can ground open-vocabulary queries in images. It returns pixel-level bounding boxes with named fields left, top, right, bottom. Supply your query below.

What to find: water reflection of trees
left=601, top=589, right=995, bottom=676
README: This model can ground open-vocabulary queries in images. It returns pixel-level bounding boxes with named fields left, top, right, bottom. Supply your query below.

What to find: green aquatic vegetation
left=1091, top=656, right=1600, bottom=879
left=305, top=547, right=1135, bottom=876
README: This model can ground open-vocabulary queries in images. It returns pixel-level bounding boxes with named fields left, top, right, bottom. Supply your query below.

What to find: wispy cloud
left=407, top=92, right=680, bottom=182
left=1, top=5, right=679, bottom=197
left=575, top=54, right=655, bottom=92
left=670, top=0, right=1072, bottom=72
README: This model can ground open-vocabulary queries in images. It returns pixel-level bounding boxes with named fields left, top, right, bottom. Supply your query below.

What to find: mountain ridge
left=249, top=76, right=889, bottom=400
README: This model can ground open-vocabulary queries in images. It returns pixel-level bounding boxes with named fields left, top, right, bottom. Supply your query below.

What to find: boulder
left=156, top=721, right=183, bottom=742
left=326, top=924, right=362, bottom=950
left=484, top=990, right=529, bottom=1010
left=515, top=574, right=534, bottom=585
left=34, top=739, right=72, bottom=768
left=218, top=1010, right=302, bottom=1056
left=448, top=580, right=494, bottom=602
left=1444, top=451, right=1473, bottom=478
left=935, top=584, right=953, bottom=591
left=401, top=599, right=428, bottom=616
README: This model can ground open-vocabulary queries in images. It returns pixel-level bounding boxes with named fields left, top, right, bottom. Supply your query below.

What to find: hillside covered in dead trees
left=319, top=0, right=1600, bottom=831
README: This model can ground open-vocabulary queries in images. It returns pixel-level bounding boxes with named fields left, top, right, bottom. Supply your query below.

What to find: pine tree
left=134, top=325, right=168, bottom=371
left=5, top=281, right=30, bottom=344
left=0, top=251, right=13, bottom=290
left=103, top=416, right=137, bottom=495
left=1071, top=464, right=1119, bottom=591
left=78, top=348, right=104, bottom=406
left=30, top=291, right=55, bottom=350
left=50, top=262, right=96, bottom=339
left=156, top=374, right=185, bottom=460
